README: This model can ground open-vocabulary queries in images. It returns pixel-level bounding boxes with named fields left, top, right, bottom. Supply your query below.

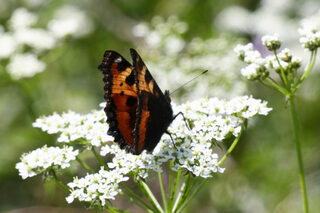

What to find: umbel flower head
left=21, top=96, right=271, bottom=205
left=16, top=145, right=79, bottom=179
left=234, top=35, right=303, bottom=81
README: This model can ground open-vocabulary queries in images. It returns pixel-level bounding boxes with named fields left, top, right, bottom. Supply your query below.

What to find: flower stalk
left=218, top=127, right=244, bottom=166
left=235, top=29, right=320, bottom=212
left=289, top=96, right=309, bottom=213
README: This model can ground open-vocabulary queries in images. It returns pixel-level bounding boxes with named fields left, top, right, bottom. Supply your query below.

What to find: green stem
left=105, top=205, right=131, bottom=213
left=91, top=147, right=108, bottom=170
left=51, top=169, right=70, bottom=193
left=265, top=78, right=290, bottom=96
left=288, top=97, right=309, bottom=213
left=168, top=161, right=174, bottom=210
left=158, top=172, right=168, bottom=211
left=258, top=79, right=278, bottom=91
left=218, top=127, right=243, bottom=166
left=274, top=50, right=289, bottom=88
left=172, top=174, right=192, bottom=212
left=138, top=179, right=164, bottom=213
left=119, top=188, right=153, bottom=212
left=76, top=156, right=95, bottom=173
left=177, top=178, right=207, bottom=213
left=295, top=49, right=318, bottom=91
left=170, top=168, right=182, bottom=209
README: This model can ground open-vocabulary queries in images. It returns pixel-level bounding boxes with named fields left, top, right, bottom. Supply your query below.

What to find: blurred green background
left=1, top=0, right=320, bottom=212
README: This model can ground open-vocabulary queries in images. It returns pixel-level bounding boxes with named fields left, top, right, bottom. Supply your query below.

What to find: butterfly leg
left=165, top=131, right=177, bottom=150
left=172, top=112, right=190, bottom=130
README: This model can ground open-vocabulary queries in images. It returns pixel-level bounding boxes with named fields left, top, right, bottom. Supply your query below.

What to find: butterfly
left=98, top=49, right=177, bottom=155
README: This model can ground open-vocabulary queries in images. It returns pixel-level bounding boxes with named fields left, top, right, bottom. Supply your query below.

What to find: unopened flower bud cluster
left=234, top=35, right=302, bottom=80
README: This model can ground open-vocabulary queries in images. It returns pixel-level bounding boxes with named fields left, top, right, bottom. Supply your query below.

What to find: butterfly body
left=98, top=49, right=173, bottom=154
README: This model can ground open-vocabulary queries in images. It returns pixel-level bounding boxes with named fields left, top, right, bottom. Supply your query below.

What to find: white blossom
left=7, top=53, right=46, bottom=80
left=298, top=26, right=320, bottom=51
left=48, top=5, right=94, bottom=38
left=16, top=145, right=79, bottom=179
left=13, top=28, right=57, bottom=52
left=66, top=167, right=129, bottom=205
left=132, top=16, right=246, bottom=99
left=34, top=97, right=270, bottom=180
left=132, top=23, right=149, bottom=37
left=0, top=33, right=16, bottom=59
left=28, top=96, right=271, bottom=204
left=234, top=43, right=254, bottom=60
left=9, top=8, right=37, bottom=30
left=33, top=108, right=113, bottom=146
left=262, top=34, right=281, bottom=51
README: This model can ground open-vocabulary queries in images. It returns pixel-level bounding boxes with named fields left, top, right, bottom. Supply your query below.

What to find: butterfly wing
left=130, top=49, right=174, bottom=153
left=98, top=50, right=138, bottom=153
left=99, top=49, right=174, bottom=154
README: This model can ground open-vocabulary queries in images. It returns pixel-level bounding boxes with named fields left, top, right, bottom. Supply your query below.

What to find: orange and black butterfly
left=98, top=49, right=175, bottom=155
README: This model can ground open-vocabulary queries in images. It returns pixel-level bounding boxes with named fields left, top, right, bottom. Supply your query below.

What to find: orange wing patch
left=99, top=50, right=139, bottom=152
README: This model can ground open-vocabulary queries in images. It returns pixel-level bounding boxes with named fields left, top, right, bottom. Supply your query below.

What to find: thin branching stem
left=274, top=49, right=289, bottom=88
left=172, top=174, right=192, bottom=212
left=265, top=78, right=290, bottom=96
left=76, top=156, right=94, bottom=173
left=177, top=178, right=208, bottom=213
left=295, top=49, right=318, bottom=91
left=105, top=205, right=131, bottom=213
left=119, top=188, right=153, bottom=212
left=289, top=96, right=309, bottom=213
left=167, top=161, right=174, bottom=211
left=91, top=147, right=108, bottom=170
left=137, top=179, right=164, bottom=213
left=51, top=169, right=70, bottom=193
left=218, top=127, right=244, bottom=166
left=170, top=168, right=182, bottom=209
left=158, top=172, right=168, bottom=211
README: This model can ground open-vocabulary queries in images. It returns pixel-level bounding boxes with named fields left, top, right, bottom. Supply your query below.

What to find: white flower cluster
left=234, top=43, right=267, bottom=80
left=48, top=5, right=94, bottom=39
left=99, top=96, right=271, bottom=179
left=7, top=53, right=46, bottom=80
left=132, top=16, right=187, bottom=54
left=216, top=0, right=302, bottom=44
left=132, top=16, right=246, bottom=99
left=0, top=5, right=93, bottom=80
left=66, top=167, right=129, bottom=206
left=33, top=106, right=113, bottom=146
left=16, top=145, right=79, bottom=179
left=30, top=96, right=271, bottom=204
left=298, top=10, right=320, bottom=51
left=235, top=39, right=301, bottom=80
left=261, top=34, right=281, bottom=51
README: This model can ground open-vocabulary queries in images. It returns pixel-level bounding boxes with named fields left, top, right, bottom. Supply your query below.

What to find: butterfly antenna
left=170, top=70, right=208, bottom=95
